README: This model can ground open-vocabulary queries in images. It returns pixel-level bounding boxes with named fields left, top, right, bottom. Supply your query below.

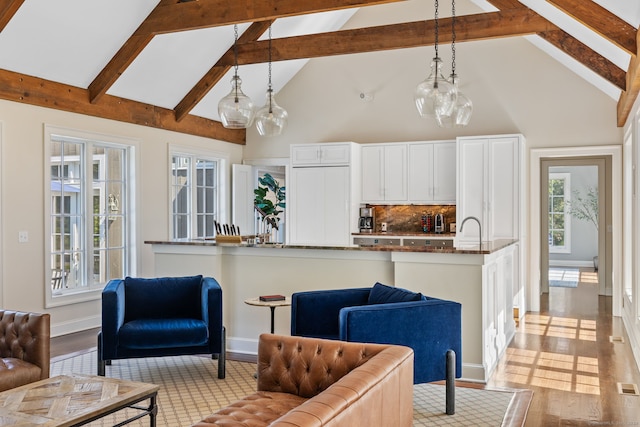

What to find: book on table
left=259, top=295, right=286, bottom=302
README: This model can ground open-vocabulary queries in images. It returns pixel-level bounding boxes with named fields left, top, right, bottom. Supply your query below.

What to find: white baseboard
left=227, top=336, right=258, bottom=356
left=548, top=260, right=594, bottom=268
left=461, top=363, right=486, bottom=383
left=52, top=315, right=101, bottom=338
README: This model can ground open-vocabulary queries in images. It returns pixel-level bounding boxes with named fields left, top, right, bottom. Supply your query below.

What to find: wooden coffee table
left=0, top=373, right=159, bottom=426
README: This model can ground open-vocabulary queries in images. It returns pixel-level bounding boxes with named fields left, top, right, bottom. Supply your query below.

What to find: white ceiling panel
left=0, top=0, right=158, bottom=88
left=107, top=23, right=251, bottom=109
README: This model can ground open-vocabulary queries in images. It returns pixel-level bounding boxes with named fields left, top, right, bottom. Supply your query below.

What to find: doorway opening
left=540, top=157, right=611, bottom=310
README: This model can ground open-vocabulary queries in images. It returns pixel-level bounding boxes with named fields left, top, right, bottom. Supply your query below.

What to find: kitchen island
left=145, top=239, right=519, bottom=382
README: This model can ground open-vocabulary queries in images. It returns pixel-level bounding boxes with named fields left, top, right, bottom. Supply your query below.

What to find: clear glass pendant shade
left=414, top=57, right=457, bottom=119
left=255, top=89, right=288, bottom=137
left=437, top=74, right=473, bottom=127
left=218, top=75, right=255, bottom=129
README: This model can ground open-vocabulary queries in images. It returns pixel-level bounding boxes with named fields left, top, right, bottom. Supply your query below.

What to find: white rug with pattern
left=51, top=350, right=530, bottom=426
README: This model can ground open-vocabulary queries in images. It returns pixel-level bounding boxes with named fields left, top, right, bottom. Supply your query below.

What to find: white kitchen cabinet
left=289, top=142, right=361, bottom=246
left=291, top=143, right=351, bottom=166
left=408, top=141, right=456, bottom=203
left=289, top=167, right=351, bottom=245
left=456, top=135, right=523, bottom=246
left=361, top=144, right=407, bottom=203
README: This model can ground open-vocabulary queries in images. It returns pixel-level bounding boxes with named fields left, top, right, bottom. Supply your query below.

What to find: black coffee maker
left=358, top=207, right=374, bottom=233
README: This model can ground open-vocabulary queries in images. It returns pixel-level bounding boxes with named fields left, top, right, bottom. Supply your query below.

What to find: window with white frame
left=548, top=173, right=571, bottom=253
left=170, top=151, right=222, bottom=240
left=47, top=127, right=133, bottom=300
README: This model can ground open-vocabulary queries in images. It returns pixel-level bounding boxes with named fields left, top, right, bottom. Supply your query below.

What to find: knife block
left=215, top=235, right=242, bottom=245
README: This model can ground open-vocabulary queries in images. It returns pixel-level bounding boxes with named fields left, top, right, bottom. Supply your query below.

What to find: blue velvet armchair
left=291, top=282, right=461, bottom=414
left=97, top=275, right=225, bottom=379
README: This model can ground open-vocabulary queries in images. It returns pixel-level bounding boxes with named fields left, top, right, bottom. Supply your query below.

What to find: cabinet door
left=320, top=144, right=351, bottom=165
left=432, top=142, right=456, bottom=203
left=322, top=167, right=350, bottom=245
left=383, top=144, right=408, bottom=201
left=289, top=167, right=325, bottom=244
left=408, top=143, right=434, bottom=201
left=362, top=145, right=385, bottom=202
left=289, top=167, right=350, bottom=246
left=488, top=137, right=518, bottom=240
left=291, top=145, right=321, bottom=166
left=457, top=138, right=487, bottom=243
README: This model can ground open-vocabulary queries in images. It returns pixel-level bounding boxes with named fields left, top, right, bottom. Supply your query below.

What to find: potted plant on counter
left=254, top=173, right=286, bottom=242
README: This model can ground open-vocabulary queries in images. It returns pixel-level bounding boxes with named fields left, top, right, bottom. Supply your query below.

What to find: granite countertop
left=145, top=239, right=517, bottom=255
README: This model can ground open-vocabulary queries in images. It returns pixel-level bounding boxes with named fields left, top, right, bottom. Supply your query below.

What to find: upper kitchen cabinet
left=361, top=144, right=408, bottom=203
left=456, top=135, right=524, bottom=246
left=408, top=141, right=456, bottom=204
left=291, top=143, right=352, bottom=166
left=289, top=143, right=361, bottom=246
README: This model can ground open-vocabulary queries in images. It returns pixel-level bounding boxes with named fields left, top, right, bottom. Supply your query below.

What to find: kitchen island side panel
left=393, top=260, right=483, bottom=381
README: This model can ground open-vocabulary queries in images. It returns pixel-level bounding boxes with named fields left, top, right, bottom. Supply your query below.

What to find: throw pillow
left=368, top=282, right=423, bottom=304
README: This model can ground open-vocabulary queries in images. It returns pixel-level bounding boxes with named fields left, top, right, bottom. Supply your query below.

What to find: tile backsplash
left=371, top=205, right=456, bottom=234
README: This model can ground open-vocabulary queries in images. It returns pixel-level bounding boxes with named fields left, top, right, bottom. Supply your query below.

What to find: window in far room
left=170, top=150, right=225, bottom=240
left=46, top=126, right=135, bottom=305
left=548, top=173, right=571, bottom=254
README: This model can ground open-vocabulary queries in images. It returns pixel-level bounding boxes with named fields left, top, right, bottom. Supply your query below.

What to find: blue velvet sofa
left=97, top=275, right=225, bottom=379
left=291, top=282, right=461, bottom=414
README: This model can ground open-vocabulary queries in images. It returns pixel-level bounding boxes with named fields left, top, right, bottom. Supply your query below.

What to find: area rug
left=51, top=350, right=531, bottom=426
left=549, top=268, right=579, bottom=288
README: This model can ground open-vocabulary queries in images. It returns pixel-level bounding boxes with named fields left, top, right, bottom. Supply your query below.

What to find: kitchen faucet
left=459, top=216, right=482, bottom=250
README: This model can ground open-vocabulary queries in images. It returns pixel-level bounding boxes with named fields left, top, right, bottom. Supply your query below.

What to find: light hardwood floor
left=487, top=268, right=640, bottom=426
left=52, top=269, right=640, bottom=425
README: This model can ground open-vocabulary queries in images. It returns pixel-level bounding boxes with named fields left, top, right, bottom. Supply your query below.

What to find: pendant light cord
left=451, top=0, right=456, bottom=82
left=268, top=25, right=273, bottom=113
left=434, top=0, right=439, bottom=59
left=233, top=24, right=240, bottom=102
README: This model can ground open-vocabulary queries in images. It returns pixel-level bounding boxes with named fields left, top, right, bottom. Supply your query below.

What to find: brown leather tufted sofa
left=0, top=310, right=50, bottom=392
left=193, top=333, right=414, bottom=427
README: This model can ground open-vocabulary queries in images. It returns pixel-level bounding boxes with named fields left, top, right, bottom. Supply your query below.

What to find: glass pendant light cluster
left=218, top=25, right=255, bottom=129
left=218, top=24, right=288, bottom=137
left=415, top=0, right=472, bottom=127
left=255, top=25, right=288, bottom=137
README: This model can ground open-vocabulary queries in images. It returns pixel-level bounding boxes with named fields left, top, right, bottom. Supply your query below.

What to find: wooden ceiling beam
left=174, top=20, right=273, bottom=122
left=88, top=0, right=404, bottom=104
left=617, top=28, right=640, bottom=127
left=539, top=29, right=626, bottom=90
left=221, top=9, right=554, bottom=65
left=547, top=0, right=636, bottom=55
left=0, top=0, right=24, bottom=31
left=141, top=0, right=406, bottom=34
left=0, top=69, right=244, bottom=144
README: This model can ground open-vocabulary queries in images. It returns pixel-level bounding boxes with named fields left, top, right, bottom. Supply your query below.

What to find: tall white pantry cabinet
left=456, top=134, right=524, bottom=246
left=288, top=142, right=361, bottom=246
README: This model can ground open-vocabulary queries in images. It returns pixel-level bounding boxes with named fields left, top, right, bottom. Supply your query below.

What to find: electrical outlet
left=381, top=222, right=387, bottom=232
left=18, top=231, right=28, bottom=243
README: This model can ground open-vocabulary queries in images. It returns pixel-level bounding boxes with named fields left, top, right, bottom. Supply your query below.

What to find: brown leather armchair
left=0, top=310, right=50, bottom=391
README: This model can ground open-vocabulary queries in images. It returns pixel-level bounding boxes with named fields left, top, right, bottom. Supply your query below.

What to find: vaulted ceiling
left=0, top=0, right=637, bottom=144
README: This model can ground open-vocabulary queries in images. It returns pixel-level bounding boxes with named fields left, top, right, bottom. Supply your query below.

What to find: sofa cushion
left=0, top=358, right=42, bottom=392
left=192, top=391, right=307, bottom=427
left=118, top=319, right=209, bottom=349
left=368, top=282, right=423, bottom=304
left=124, top=275, right=203, bottom=321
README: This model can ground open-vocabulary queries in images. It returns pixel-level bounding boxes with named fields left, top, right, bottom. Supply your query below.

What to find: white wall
left=0, top=100, right=243, bottom=336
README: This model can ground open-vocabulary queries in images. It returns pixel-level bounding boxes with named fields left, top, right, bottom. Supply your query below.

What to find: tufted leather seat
left=192, top=334, right=414, bottom=427
left=0, top=310, right=50, bottom=392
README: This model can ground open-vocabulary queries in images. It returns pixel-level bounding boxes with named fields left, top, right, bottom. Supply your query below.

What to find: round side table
left=244, top=297, right=292, bottom=334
